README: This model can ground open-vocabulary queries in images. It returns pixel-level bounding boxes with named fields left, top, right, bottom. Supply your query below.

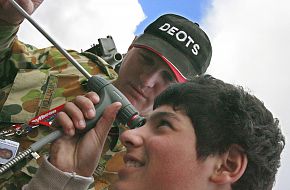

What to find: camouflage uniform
left=0, top=24, right=126, bottom=190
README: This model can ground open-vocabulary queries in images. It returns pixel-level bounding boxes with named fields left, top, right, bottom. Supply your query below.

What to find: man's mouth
left=130, top=84, right=147, bottom=99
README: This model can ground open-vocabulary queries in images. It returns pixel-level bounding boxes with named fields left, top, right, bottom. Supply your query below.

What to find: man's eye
left=162, top=72, right=175, bottom=82
left=139, top=54, right=154, bottom=65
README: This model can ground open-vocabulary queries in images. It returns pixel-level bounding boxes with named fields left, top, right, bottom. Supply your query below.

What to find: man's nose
left=139, top=69, right=160, bottom=88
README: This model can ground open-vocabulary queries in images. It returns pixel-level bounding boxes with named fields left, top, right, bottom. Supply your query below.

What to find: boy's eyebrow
left=147, top=111, right=181, bottom=122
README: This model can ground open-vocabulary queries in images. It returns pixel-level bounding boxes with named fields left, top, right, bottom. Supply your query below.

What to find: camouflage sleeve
left=22, top=157, right=94, bottom=190
left=0, top=24, right=19, bottom=63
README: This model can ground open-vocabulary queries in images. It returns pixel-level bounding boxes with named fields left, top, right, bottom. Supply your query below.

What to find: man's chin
left=125, top=95, right=141, bottom=109
left=123, top=93, right=152, bottom=116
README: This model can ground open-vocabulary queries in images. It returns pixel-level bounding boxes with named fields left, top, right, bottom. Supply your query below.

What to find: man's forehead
left=135, top=47, right=162, bottom=60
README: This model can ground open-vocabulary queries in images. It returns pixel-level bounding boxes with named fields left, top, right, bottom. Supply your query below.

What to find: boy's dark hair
left=153, top=75, right=285, bottom=190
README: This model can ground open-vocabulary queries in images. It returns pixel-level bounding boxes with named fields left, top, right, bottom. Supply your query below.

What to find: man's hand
left=0, top=0, right=43, bottom=25
left=49, top=92, right=122, bottom=177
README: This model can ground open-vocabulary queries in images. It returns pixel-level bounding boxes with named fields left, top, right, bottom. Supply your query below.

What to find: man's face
left=113, top=47, right=177, bottom=116
left=113, top=105, right=216, bottom=190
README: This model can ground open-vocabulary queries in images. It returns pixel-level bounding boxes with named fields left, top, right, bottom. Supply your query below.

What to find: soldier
left=0, top=0, right=212, bottom=189
left=24, top=76, right=285, bottom=190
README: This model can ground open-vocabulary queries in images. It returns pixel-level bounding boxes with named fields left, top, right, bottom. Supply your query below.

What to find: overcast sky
left=17, top=0, right=289, bottom=189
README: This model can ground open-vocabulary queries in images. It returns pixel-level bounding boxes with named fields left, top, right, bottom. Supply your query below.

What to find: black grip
left=87, top=75, right=109, bottom=93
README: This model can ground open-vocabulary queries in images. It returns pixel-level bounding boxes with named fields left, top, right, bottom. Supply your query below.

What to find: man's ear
left=210, top=144, right=248, bottom=185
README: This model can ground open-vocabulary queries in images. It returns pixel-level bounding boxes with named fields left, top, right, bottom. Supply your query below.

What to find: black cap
left=132, top=14, right=212, bottom=82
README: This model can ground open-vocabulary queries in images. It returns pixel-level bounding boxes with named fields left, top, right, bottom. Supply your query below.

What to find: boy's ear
left=210, top=144, right=248, bottom=185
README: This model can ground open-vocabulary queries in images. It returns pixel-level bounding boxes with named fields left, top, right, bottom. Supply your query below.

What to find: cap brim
left=132, top=33, right=199, bottom=82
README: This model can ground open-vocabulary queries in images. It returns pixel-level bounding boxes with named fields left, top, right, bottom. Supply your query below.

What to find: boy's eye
left=157, top=120, right=172, bottom=129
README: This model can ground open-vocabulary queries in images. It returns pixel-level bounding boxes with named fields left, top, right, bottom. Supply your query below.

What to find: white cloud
left=17, top=0, right=145, bottom=53
left=201, top=0, right=290, bottom=189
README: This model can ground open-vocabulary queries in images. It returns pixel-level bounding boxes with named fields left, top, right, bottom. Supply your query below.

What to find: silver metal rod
left=8, top=0, right=92, bottom=79
left=0, top=0, right=94, bottom=175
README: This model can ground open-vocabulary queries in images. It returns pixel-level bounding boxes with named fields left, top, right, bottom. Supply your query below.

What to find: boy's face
left=114, top=105, right=218, bottom=190
left=113, top=47, right=176, bottom=116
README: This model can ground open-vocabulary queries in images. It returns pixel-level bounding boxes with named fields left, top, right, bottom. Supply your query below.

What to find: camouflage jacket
left=0, top=25, right=126, bottom=190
